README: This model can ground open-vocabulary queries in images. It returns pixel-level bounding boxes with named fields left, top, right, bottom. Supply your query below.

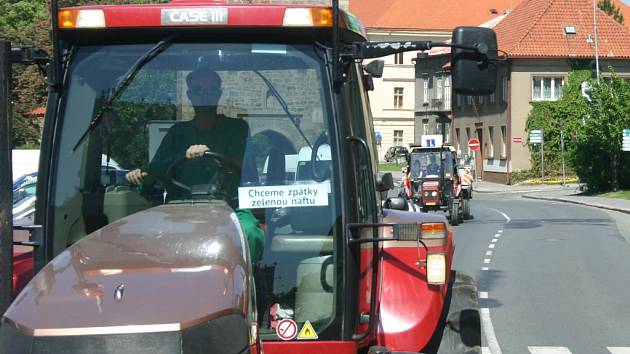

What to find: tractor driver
left=125, top=67, right=265, bottom=262
left=425, top=155, right=440, bottom=176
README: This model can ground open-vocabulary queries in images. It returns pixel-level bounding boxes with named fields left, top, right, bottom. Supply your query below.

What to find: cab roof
left=57, top=0, right=367, bottom=42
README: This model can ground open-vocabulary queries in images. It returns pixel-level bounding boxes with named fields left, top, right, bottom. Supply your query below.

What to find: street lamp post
left=593, top=0, right=600, bottom=84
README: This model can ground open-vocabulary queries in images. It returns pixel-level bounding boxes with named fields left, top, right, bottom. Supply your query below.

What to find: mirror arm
left=351, top=41, right=485, bottom=60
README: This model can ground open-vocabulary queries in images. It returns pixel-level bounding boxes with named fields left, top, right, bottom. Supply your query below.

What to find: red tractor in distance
left=406, top=144, right=468, bottom=225
left=0, top=1, right=498, bottom=353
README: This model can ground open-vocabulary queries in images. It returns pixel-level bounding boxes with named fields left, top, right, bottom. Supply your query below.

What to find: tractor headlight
left=426, top=253, right=446, bottom=285
left=431, top=191, right=437, bottom=197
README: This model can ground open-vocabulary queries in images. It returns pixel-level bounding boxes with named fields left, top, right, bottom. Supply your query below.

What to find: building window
left=394, top=52, right=404, bottom=65
left=502, top=76, right=508, bottom=102
left=393, top=130, right=404, bottom=145
left=532, top=76, right=563, bottom=101
left=456, top=94, right=462, bottom=107
left=444, top=77, right=451, bottom=110
left=423, top=120, right=430, bottom=136
left=490, top=92, right=496, bottom=104
left=488, top=126, right=494, bottom=159
left=478, top=95, right=484, bottom=105
left=465, top=127, right=471, bottom=155
left=394, top=87, right=404, bottom=109
left=501, top=125, right=507, bottom=158
left=423, top=79, right=429, bottom=104
left=455, top=128, right=461, bottom=152
left=436, top=77, right=444, bottom=100
left=466, top=95, right=473, bottom=106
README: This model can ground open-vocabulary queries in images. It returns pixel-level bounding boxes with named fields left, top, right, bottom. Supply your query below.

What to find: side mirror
left=363, top=74, right=375, bottom=91
left=384, top=197, right=407, bottom=211
left=376, top=172, right=394, bottom=192
left=365, top=60, right=385, bottom=78
left=451, top=26, right=498, bottom=95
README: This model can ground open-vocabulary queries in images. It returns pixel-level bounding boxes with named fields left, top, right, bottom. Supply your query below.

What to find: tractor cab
left=0, top=1, right=497, bottom=353
left=407, top=145, right=464, bottom=224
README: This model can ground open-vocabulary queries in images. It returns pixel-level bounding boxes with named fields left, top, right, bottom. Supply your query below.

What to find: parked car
left=384, top=145, right=409, bottom=162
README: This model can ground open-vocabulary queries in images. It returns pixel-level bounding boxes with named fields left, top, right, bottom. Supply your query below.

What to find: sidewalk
left=473, top=180, right=567, bottom=194
left=522, top=188, right=630, bottom=215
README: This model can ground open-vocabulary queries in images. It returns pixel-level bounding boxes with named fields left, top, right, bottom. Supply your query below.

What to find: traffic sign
left=468, top=138, right=480, bottom=151
left=276, top=319, right=298, bottom=341
left=623, top=129, right=630, bottom=137
left=513, top=136, right=523, bottom=143
left=530, top=130, right=543, bottom=136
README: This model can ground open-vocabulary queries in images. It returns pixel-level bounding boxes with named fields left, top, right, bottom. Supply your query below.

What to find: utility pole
left=593, top=0, right=600, bottom=84
left=0, top=40, right=13, bottom=313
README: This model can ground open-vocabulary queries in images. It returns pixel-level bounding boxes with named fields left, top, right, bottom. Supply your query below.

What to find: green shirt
left=144, top=115, right=264, bottom=262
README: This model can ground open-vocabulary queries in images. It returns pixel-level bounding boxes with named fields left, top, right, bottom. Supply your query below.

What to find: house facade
left=452, top=0, right=630, bottom=184
left=349, top=0, right=522, bottom=160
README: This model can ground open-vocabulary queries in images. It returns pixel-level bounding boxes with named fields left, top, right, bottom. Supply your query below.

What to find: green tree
left=598, top=0, right=625, bottom=25
left=573, top=70, right=630, bottom=191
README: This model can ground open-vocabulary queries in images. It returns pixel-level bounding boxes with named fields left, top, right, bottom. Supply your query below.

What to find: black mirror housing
left=365, top=60, right=385, bottom=78
left=451, top=26, right=498, bottom=95
left=376, top=172, right=394, bottom=192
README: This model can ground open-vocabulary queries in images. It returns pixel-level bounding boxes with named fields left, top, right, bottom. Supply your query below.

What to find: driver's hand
left=186, top=145, right=210, bottom=159
left=126, top=169, right=148, bottom=185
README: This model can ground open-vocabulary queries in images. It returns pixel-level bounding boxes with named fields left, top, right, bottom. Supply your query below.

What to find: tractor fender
left=377, top=210, right=455, bottom=352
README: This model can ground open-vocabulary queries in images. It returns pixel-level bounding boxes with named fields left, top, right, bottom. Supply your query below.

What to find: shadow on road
left=503, top=218, right=610, bottom=229
left=475, top=269, right=504, bottom=308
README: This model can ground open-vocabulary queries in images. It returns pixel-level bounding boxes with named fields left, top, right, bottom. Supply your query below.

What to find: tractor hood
left=3, top=201, right=251, bottom=338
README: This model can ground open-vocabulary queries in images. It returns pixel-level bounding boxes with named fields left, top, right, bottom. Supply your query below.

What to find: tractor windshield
left=51, top=42, right=341, bottom=340
left=410, top=150, right=454, bottom=178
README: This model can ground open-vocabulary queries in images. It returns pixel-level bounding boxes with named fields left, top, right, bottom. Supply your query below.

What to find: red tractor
left=0, top=1, right=498, bottom=353
left=405, top=145, right=467, bottom=225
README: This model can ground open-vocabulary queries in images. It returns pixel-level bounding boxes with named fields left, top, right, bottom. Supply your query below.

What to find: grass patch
left=593, top=190, right=630, bottom=200
left=378, top=162, right=406, bottom=172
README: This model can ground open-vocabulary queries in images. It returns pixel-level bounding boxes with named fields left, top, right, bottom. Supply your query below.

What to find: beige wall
left=366, top=29, right=450, bottom=160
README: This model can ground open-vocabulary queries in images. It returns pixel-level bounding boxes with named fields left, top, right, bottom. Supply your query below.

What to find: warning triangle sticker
left=297, top=321, right=318, bottom=340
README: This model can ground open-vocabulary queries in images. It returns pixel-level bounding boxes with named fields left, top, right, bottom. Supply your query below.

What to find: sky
left=623, top=0, right=630, bottom=5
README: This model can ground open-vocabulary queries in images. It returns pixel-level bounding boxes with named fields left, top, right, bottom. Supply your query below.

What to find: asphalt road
left=448, top=192, right=630, bottom=354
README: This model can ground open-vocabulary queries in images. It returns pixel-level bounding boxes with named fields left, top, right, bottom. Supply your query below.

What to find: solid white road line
left=482, top=267, right=489, bottom=271
left=485, top=207, right=512, bottom=223
left=489, top=244, right=496, bottom=249
left=480, top=308, right=502, bottom=354
left=486, top=251, right=493, bottom=256
left=528, top=347, right=572, bottom=354
left=484, top=258, right=491, bottom=264
left=608, top=348, right=630, bottom=354
left=479, top=292, right=488, bottom=299
left=482, top=346, right=491, bottom=354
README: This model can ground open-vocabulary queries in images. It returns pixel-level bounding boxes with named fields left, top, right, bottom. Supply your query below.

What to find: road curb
left=475, top=188, right=560, bottom=194
left=522, top=194, right=630, bottom=215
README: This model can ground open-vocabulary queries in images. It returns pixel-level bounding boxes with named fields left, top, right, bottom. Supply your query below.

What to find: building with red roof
left=451, top=0, right=630, bottom=183
left=349, top=0, right=522, bottom=159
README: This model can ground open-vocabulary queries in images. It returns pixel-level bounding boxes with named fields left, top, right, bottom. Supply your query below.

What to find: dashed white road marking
left=480, top=308, right=502, bottom=354
left=482, top=267, right=489, bottom=271
left=479, top=291, right=488, bottom=299
left=489, top=244, right=496, bottom=249
left=484, top=258, right=491, bottom=264
left=528, top=347, right=572, bottom=354
left=494, top=233, right=501, bottom=237
left=498, top=230, right=503, bottom=233
left=608, top=348, right=630, bottom=354
left=486, top=250, right=493, bottom=256
left=492, top=239, right=498, bottom=243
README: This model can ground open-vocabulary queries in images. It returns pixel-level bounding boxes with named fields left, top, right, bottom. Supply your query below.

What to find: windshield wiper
left=72, top=34, right=178, bottom=151
left=253, top=70, right=312, bottom=149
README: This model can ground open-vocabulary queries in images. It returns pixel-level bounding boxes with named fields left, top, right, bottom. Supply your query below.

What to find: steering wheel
left=165, top=151, right=241, bottom=201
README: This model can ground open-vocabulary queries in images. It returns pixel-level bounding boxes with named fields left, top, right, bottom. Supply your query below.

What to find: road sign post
left=623, top=129, right=630, bottom=152
left=529, top=130, right=544, bottom=183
